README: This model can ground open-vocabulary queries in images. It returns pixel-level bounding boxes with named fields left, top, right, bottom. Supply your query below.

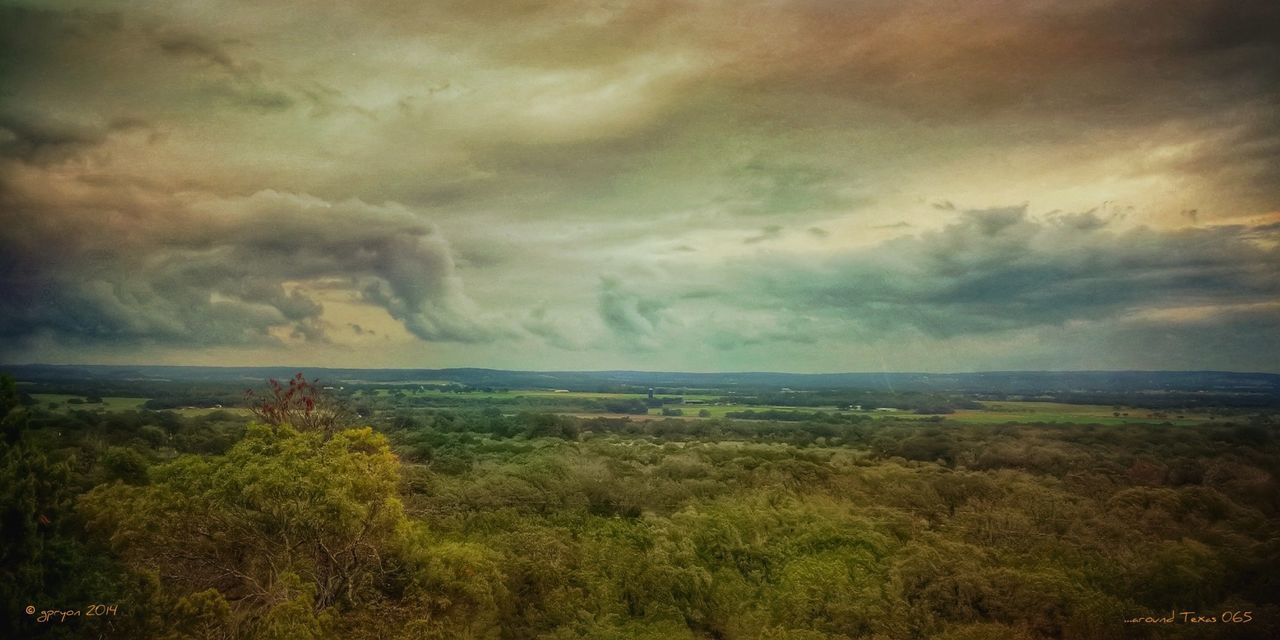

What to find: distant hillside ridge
left=6, top=364, right=1280, bottom=397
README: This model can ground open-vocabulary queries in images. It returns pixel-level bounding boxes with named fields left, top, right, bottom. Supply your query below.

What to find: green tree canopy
left=82, top=423, right=406, bottom=638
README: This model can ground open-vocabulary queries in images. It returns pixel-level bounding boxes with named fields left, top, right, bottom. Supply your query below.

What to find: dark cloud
left=155, top=31, right=239, bottom=73
left=1096, top=304, right=1280, bottom=372
left=703, top=316, right=819, bottom=351
left=0, top=112, right=106, bottom=164
left=0, top=112, right=148, bottom=165
left=0, top=5, right=122, bottom=66
left=153, top=29, right=296, bottom=112
left=2, top=4, right=296, bottom=121
left=216, top=85, right=294, bottom=112
left=0, top=186, right=498, bottom=350
left=725, top=0, right=1279, bottom=119
left=737, top=207, right=1280, bottom=339
left=597, top=277, right=667, bottom=349
left=2, top=0, right=1278, bottom=369
left=521, top=306, right=584, bottom=351
left=1048, top=210, right=1116, bottom=232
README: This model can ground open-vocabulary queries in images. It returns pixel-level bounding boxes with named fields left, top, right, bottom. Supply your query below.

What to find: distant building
left=553, top=389, right=570, bottom=393
left=648, top=387, right=655, bottom=399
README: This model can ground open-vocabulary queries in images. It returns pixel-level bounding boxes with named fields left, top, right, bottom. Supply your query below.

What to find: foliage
left=4, top=371, right=1279, bottom=639
left=81, top=424, right=405, bottom=638
left=245, top=373, right=352, bottom=438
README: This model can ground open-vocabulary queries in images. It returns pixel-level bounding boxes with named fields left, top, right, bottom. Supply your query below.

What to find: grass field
left=171, top=407, right=253, bottom=418
left=32, top=394, right=149, bottom=412
left=952, top=401, right=1213, bottom=425
left=644, top=400, right=1218, bottom=425
left=30, top=394, right=250, bottom=418
left=365, top=388, right=723, bottom=402
left=28, top=390, right=1229, bottom=426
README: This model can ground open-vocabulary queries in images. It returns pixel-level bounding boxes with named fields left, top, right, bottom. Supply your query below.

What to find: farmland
left=32, top=386, right=1222, bottom=426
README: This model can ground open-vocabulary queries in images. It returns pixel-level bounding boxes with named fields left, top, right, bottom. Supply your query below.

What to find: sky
left=1, top=0, right=1279, bottom=373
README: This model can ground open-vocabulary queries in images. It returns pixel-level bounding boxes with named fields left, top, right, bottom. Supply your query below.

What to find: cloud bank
left=1, top=0, right=1278, bottom=371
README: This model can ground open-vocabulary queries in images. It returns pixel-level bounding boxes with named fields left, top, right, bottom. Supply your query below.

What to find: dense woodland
left=3, top=374, right=1278, bottom=639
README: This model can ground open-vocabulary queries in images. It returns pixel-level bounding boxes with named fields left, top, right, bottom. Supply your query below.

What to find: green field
left=633, top=399, right=1215, bottom=425
left=31, top=393, right=249, bottom=418
left=365, top=387, right=722, bottom=402
left=28, top=390, right=1226, bottom=426
left=952, top=401, right=1213, bottom=425
left=32, top=394, right=149, bottom=412
left=170, top=406, right=252, bottom=418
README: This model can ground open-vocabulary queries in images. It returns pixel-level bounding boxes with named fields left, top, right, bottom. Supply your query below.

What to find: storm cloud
left=1, top=0, right=1278, bottom=370
left=736, top=207, right=1280, bottom=337
left=0, top=184, right=498, bottom=348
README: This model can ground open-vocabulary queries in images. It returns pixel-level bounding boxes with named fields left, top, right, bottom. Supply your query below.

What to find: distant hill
left=7, top=363, right=1280, bottom=397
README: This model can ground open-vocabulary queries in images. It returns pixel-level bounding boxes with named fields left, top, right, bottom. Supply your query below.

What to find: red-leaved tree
left=245, top=373, right=352, bottom=438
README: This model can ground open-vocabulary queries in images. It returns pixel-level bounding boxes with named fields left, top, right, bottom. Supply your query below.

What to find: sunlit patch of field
left=171, top=407, right=252, bottom=418
left=366, top=387, right=722, bottom=402
left=652, top=403, right=849, bottom=419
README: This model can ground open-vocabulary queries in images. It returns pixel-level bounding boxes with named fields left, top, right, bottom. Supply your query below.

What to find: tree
left=245, top=373, right=352, bottom=439
left=81, top=423, right=407, bottom=638
left=100, top=446, right=149, bottom=484
left=1, top=375, right=108, bottom=638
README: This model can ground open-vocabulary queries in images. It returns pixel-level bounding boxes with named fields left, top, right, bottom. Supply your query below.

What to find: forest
left=2, top=372, right=1278, bottom=639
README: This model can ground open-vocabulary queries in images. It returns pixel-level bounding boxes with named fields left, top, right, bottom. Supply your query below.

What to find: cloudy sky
left=2, top=0, right=1279, bottom=372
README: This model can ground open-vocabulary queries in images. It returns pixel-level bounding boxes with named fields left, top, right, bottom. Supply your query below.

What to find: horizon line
left=5, top=362, right=1279, bottom=377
